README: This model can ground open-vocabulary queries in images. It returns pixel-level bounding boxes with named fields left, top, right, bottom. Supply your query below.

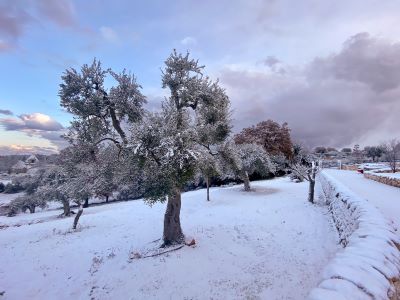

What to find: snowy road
left=323, top=169, right=400, bottom=231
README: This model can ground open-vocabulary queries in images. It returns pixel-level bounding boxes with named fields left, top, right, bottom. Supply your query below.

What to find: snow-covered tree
left=288, top=144, right=318, bottom=203
left=91, top=145, right=120, bottom=203
left=37, top=165, right=72, bottom=217
left=217, top=141, right=275, bottom=191
left=59, top=60, right=147, bottom=227
left=131, top=51, right=231, bottom=246
left=8, top=194, right=47, bottom=215
left=382, top=139, right=400, bottom=173
left=234, top=120, right=293, bottom=159
left=235, top=143, right=275, bottom=191
left=364, top=146, right=384, bottom=162
left=196, top=152, right=221, bottom=201
left=59, top=52, right=231, bottom=245
left=59, top=59, right=146, bottom=149
left=7, top=169, right=48, bottom=215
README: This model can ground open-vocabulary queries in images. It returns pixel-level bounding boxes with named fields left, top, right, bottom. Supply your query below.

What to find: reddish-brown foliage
left=234, top=120, right=293, bottom=158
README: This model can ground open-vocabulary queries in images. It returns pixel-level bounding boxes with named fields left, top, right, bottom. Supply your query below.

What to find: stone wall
left=308, top=171, right=400, bottom=300
left=364, top=172, right=400, bottom=188
left=340, top=164, right=358, bottom=171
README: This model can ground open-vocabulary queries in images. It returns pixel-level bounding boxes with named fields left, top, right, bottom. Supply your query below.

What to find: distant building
left=11, top=160, right=28, bottom=174
left=25, top=155, right=39, bottom=166
left=10, top=155, right=41, bottom=174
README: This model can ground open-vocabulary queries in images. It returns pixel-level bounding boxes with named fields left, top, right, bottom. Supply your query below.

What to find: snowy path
left=323, top=169, right=400, bottom=231
left=0, top=177, right=337, bottom=300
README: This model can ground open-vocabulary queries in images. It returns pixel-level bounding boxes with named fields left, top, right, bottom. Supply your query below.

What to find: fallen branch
left=142, top=245, right=184, bottom=258
left=130, top=239, right=196, bottom=260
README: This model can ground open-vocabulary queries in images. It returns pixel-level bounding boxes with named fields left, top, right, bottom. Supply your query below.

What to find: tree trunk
left=242, top=171, right=251, bottom=191
left=206, top=176, right=210, bottom=201
left=308, top=179, right=315, bottom=203
left=73, top=201, right=83, bottom=230
left=106, top=195, right=109, bottom=203
left=28, top=206, right=35, bottom=213
left=162, top=187, right=184, bottom=246
left=83, top=197, right=89, bottom=208
left=62, top=200, right=70, bottom=216
left=308, top=161, right=317, bottom=203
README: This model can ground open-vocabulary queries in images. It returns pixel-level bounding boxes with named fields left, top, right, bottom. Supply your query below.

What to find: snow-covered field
left=0, top=192, right=22, bottom=206
left=0, top=177, right=338, bottom=300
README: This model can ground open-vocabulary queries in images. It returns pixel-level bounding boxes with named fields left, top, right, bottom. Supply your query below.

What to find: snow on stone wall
left=308, top=170, right=400, bottom=300
left=364, top=171, right=400, bottom=188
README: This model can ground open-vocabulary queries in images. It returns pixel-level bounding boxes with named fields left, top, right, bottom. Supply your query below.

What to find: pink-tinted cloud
left=1, top=113, right=63, bottom=131
left=0, top=145, right=58, bottom=155
left=0, top=0, right=78, bottom=51
left=36, top=0, right=76, bottom=28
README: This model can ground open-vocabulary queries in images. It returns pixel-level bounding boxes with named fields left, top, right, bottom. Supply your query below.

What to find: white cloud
left=100, top=26, right=119, bottom=43
left=181, top=36, right=197, bottom=46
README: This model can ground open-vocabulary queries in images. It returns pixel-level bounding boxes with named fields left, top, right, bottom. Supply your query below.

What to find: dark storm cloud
left=264, top=56, right=281, bottom=68
left=0, top=109, right=13, bottom=116
left=220, top=33, right=400, bottom=148
left=308, top=33, right=400, bottom=93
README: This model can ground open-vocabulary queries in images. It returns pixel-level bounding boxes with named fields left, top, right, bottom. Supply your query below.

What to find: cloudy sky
left=1, top=0, right=400, bottom=154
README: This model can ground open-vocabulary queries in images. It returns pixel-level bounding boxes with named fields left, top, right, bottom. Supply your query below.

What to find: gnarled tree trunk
left=83, top=197, right=89, bottom=208
left=242, top=170, right=251, bottom=191
left=162, top=187, right=184, bottom=246
left=62, top=200, right=70, bottom=216
left=73, top=201, right=83, bottom=229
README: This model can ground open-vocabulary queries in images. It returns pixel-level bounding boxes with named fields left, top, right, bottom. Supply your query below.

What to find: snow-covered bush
left=4, top=181, right=24, bottom=194
left=8, top=194, right=47, bottom=215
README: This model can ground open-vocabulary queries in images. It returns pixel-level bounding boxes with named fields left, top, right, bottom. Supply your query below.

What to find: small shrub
left=4, top=182, right=24, bottom=194
left=8, top=195, right=47, bottom=216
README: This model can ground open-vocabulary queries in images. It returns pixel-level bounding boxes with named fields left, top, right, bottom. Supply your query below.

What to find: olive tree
left=59, top=52, right=231, bottom=246
left=288, top=144, right=318, bottom=203
left=131, top=51, right=231, bottom=246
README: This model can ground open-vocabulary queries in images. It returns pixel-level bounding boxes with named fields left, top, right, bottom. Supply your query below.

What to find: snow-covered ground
left=324, top=169, right=400, bottom=230
left=0, top=177, right=338, bottom=300
left=0, top=192, right=23, bottom=206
